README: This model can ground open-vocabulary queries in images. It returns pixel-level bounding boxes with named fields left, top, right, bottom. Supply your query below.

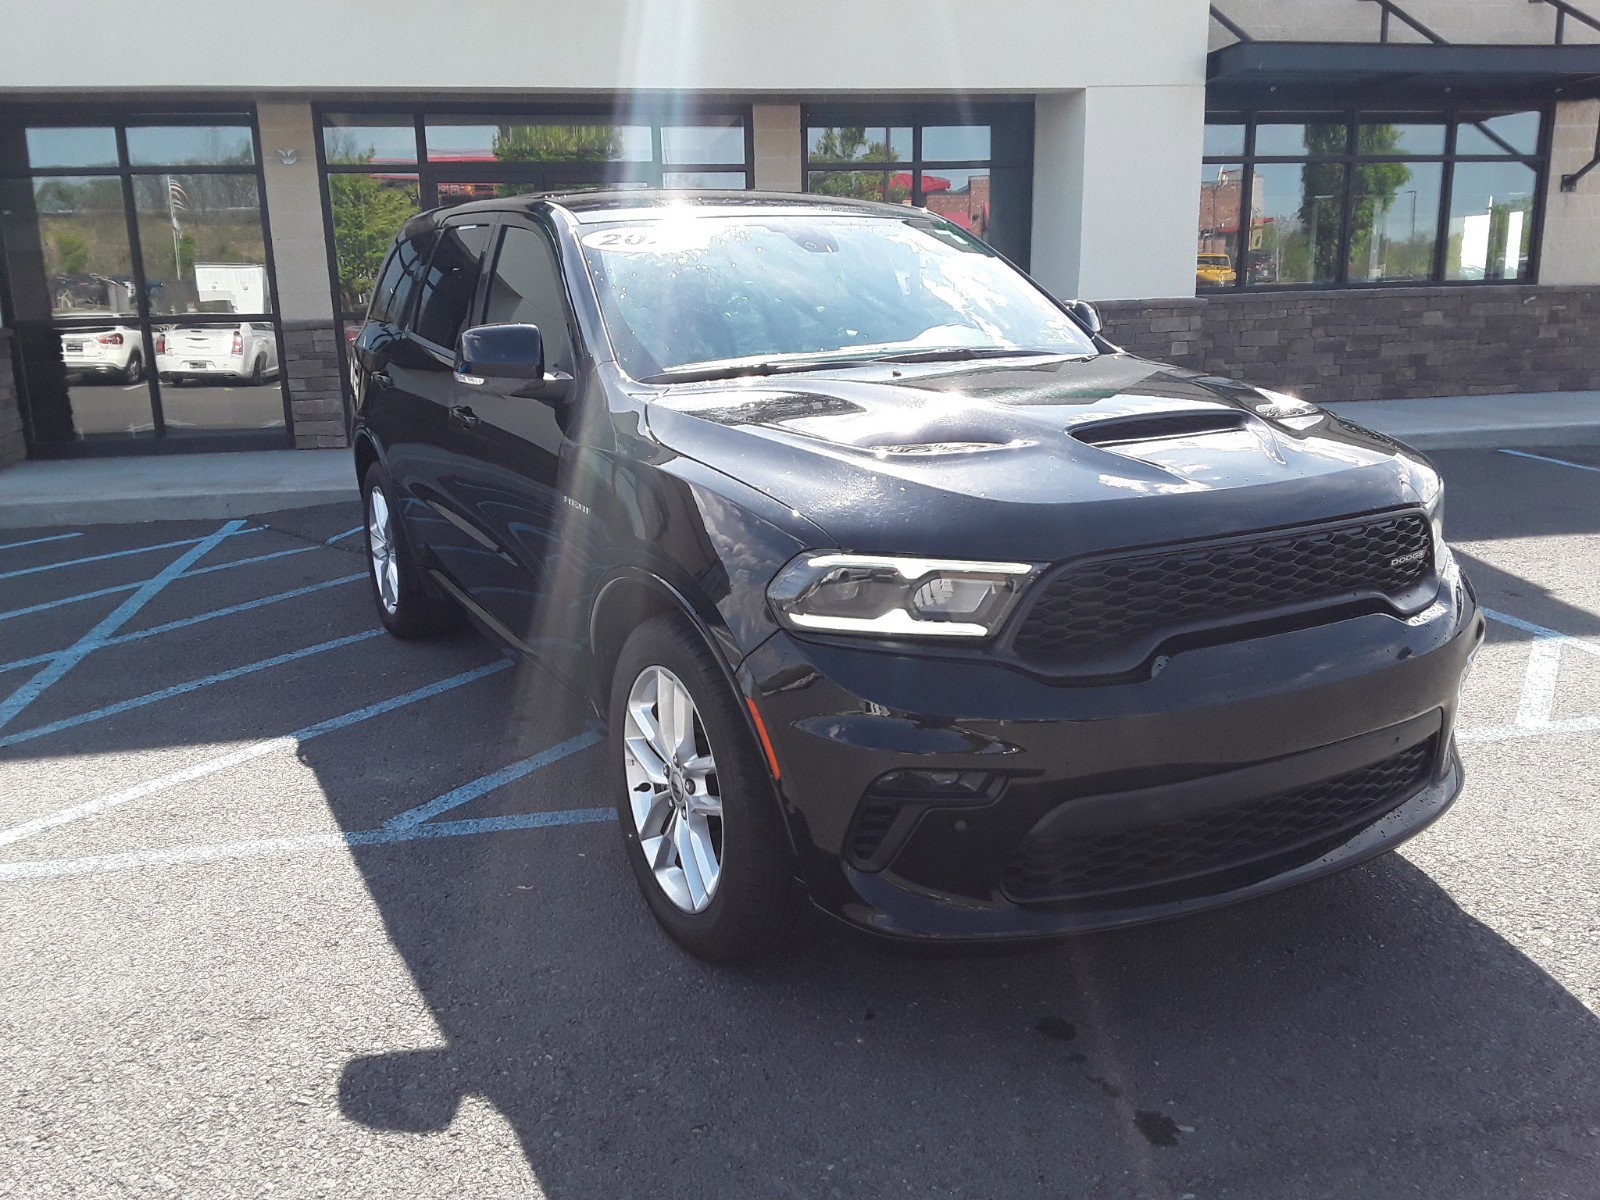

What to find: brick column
left=280, top=320, right=347, bottom=448
left=0, top=328, right=25, bottom=466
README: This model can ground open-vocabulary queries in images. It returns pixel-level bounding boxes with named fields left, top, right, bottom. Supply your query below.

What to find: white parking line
left=1461, top=608, right=1600, bottom=744
left=0, top=525, right=261, bottom=582
left=325, top=525, right=364, bottom=545
left=0, top=808, right=613, bottom=882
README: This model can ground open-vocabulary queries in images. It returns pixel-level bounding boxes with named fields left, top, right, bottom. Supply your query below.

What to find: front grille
left=1001, top=738, right=1435, bottom=904
left=1012, top=512, right=1432, bottom=669
left=847, top=797, right=903, bottom=866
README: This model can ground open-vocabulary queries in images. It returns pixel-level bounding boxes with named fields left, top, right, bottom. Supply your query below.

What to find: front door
left=442, top=216, right=594, bottom=667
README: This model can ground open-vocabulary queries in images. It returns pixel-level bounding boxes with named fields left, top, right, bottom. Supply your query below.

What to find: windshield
left=578, top=212, right=1098, bottom=380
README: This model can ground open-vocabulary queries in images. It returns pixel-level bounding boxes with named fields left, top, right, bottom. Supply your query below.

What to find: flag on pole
left=167, top=176, right=189, bottom=231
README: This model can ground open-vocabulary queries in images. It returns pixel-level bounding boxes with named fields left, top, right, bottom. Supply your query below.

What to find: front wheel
left=361, top=463, right=460, bottom=639
left=610, top=613, right=807, bottom=962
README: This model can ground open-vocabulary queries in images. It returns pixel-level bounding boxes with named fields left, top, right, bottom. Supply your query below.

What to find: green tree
left=492, top=123, right=624, bottom=163
left=327, top=157, right=420, bottom=309
left=808, top=127, right=909, bottom=203
left=55, top=229, right=89, bottom=274
left=1298, top=124, right=1410, bottom=281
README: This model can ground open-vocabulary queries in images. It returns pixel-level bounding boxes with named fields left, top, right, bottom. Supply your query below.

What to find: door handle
left=449, top=405, right=479, bottom=429
left=371, top=370, right=394, bottom=389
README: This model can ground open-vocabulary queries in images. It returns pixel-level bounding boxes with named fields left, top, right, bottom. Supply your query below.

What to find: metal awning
left=1208, top=41, right=1600, bottom=105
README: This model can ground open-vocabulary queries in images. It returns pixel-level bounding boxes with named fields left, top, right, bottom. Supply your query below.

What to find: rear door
left=440, top=217, right=590, bottom=655
left=379, top=218, right=498, bottom=587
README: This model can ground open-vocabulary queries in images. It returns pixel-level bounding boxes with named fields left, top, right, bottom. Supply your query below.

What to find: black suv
left=349, top=191, right=1483, bottom=961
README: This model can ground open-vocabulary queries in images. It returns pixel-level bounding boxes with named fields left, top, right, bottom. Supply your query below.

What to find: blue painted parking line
left=0, top=532, right=83, bottom=553
left=0, top=574, right=368, bottom=676
left=0, top=628, right=383, bottom=751
left=0, top=525, right=262, bottom=583
left=0, top=520, right=246, bottom=732
left=384, top=728, right=603, bottom=830
left=325, top=525, right=364, bottom=545
left=0, top=545, right=321, bottom=624
left=0, top=658, right=513, bottom=850
left=1497, top=448, right=1600, bottom=474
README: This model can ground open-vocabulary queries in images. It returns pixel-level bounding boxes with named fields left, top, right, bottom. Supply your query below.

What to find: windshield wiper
left=640, top=356, right=889, bottom=384
left=871, top=347, right=1087, bottom=365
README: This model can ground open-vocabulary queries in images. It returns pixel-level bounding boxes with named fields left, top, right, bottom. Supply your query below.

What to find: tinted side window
left=485, top=225, right=573, bottom=371
left=412, top=223, right=492, bottom=348
left=366, top=248, right=405, bottom=323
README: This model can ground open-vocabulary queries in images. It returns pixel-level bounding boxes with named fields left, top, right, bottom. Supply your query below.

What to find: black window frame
left=481, top=219, right=578, bottom=372
left=407, top=219, right=495, bottom=355
left=0, top=104, right=292, bottom=456
left=1199, top=105, right=1552, bottom=293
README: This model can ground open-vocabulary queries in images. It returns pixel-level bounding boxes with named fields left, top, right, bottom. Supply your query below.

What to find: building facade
left=1, top=0, right=1597, bottom=465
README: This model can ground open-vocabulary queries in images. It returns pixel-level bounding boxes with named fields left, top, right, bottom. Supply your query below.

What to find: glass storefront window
left=327, top=173, right=421, bottom=314
left=424, top=117, right=653, bottom=162
left=1348, top=161, right=1442, bottom=283
left=1200, top=110, right=1547, bottom=288
left=1196, top=163, right=1245, bottom=290
left=28, top=176, right=137, bottom=317
left=131, top=173, right=271, bottom=316
left=920, top=167, right=992, bottom=238
left=1253, top=162, right=1344, bottom=286
left=1254, top=118, right=1346, bottom=157
left=661, top=120, right=745, bottom=165
left=1203, top=120, right=1246, bottom=158
left=1, top=112, right=287, bottom=452
left=126, top=125, right=255, bottom=167
left=1357, top=119, right=1447, bottom=156
left=662, top=170, right=748, bottom=190
left=805, top=169, right=912, bottom=204
left=25, top=127, right=118, bottom=170
left=1456, top=111, right=1541, bottom=157
left=322, top=115, right=419, bottom=165
left=1447, top=161, right=1536, bottom=281
left=807, top=127, right=912, bottom=164
left=922, top=125, right=990, bottom=161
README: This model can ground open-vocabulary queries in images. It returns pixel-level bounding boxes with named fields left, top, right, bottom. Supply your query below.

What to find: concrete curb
left=0, top=486, right=354, bottom=529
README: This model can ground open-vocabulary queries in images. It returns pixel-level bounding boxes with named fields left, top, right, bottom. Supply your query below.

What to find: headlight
left=1423, top=480, right=1450, bottom=573
left=767, top=552, right=1036, bottom=638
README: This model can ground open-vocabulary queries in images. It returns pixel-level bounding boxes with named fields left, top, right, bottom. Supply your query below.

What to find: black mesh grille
left=1013, top=513, right=1432, bottom=668
left=847, top=798, right=902, bottom=866
left=1001, top=738, right=1435, bottom=904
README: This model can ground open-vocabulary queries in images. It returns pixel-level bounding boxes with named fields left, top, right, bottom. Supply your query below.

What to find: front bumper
left=738, top=568, right=1482, bottom=942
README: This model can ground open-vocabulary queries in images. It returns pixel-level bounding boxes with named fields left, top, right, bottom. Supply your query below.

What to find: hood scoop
left=1070, top=410, right=1249, bottom=449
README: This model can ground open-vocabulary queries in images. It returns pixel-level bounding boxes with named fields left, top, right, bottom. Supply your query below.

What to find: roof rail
left=1530, top=0, right=1600, bottom=45
left=1357, top=0, right=1448, bottom=45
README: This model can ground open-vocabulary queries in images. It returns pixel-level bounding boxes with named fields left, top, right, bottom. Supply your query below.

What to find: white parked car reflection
left=60, top=319, right=145, bottom=384
left=156, top=322, right=280, bottom=386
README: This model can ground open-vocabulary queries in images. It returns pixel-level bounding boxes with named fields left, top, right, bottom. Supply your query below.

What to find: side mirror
left=1066, top=299, right=1103, bottom=336
left=454, top=323, right=571, bottom=401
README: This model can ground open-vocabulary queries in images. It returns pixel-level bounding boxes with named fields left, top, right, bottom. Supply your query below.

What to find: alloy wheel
left=622, top=665, right=724, bottom=913
left=367, top=484, right=400, bottom=615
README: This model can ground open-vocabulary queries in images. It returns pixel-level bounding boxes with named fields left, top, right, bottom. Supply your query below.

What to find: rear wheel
left=610, top=613, right=807, bottom=962
left=123, top=352, right=143, bottom=384
left=362, top=463, right=460, bottom=639
left=249, top=355, right=264, bottom=385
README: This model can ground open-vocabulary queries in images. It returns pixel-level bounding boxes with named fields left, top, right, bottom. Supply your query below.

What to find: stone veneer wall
left=0, top=329, right=25, bottom=467
left=1096, top=285, right=1600, bottom=404
left=281, top=320, right=348, bottom=449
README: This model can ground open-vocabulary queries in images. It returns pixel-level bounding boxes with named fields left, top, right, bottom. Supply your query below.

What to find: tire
left=249, top=355, right=264, bottom=385
left=123, top=352, right=143, bottom=384
left=610, top=612, right=807, bottom=962
left=361, top=463, right=460, bottom=639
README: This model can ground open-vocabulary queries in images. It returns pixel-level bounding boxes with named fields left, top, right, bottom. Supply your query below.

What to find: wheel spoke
left=660, top=677, right=694, bottom=760
left=675, top=814, right=714, bottom=910
left=636, top=788, right=674, bottom=839
left=650, top=811, right=679, bottom=870
left=684, top=790, right=722, bottom=818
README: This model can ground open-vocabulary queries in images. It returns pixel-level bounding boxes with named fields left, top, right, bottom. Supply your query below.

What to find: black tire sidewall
left=361, top=463, right=437, bottom=639
left=609, top=613, right=799, bottom=962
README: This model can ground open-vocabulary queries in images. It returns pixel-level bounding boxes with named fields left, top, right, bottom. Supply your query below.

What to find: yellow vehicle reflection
left=1196, top=253, right=1236, bottom=286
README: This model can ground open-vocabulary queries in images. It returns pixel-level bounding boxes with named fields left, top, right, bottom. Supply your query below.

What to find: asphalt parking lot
left=2, top=443, right=1598, bottom=1199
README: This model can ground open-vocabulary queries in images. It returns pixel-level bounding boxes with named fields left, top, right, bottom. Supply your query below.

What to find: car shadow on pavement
left=328, top=736, right=1600, bottom=1199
